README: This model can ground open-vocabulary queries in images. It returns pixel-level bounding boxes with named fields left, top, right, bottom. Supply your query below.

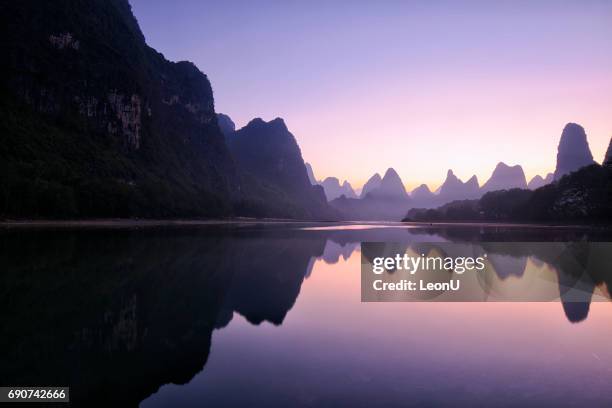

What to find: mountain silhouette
left=438, top=170, right=480, bottom=202
left=367, top=168, right=408, bottom=200
left=360, top=173, right=382, bottom=198
left=553, top=123, right=595, bottom=180
left=320, top=177, right=357, bottom=200
left=226, top=117, right=336, bottom=219
left=329, top=169, right=410, bottom=220
left=481, top=162, right=528, bottom=193
left=410, top=184, right=435, bottom=202
left=527, top=173, right=554, bottom=190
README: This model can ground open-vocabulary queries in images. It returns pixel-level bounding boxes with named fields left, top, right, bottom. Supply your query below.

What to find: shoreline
left=0, top=218, right=606, bottom=230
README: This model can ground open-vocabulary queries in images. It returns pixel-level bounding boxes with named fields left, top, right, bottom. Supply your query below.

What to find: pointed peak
left=446, top=169, right=454, bottom=177
left=368, top=173, right=382, bottom=182
left=495, top=161, right=510, bottom=169
left=384, top=167, right=399, bottom=176
left=412, top=183, right=431, bottom=193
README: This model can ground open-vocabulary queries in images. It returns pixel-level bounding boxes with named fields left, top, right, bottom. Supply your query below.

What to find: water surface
left=1, top=223, right=611, bottom=407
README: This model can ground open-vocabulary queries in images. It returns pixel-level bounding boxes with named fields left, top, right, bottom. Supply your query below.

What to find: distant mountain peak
left=413, top=183, right=432, bottom=193
left=383, top=167, right=400, bottom=178
left=554, top=122, right=595, bottom=180
left=527, top=172, right=554, bottom=190
left=320, top=177, right=356, bottom=200
left=360, top=173, right=382, bottom=198
left=410, top=183, right=435, bottom=202
left=373, top=168, right=407, bottom=199
left=481, top=162, right=527, bottom=192
left=466, top=175, right=479, bottom=187
left=439, top=169, right=480, bottom=201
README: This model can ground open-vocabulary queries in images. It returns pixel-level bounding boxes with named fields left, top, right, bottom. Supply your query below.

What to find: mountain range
left=0, top=0, right=336, bottom=220
left=329, top=168, right=411, bottom=220
left=324, top=123, right=605, bottom=220
left=0, top=1, right=608, bottom=223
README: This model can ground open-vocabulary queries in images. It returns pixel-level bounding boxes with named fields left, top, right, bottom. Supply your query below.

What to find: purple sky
left=129, top=0, right=612, bottom=190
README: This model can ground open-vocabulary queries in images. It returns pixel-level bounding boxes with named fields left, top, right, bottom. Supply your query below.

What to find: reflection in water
left=1, top=224, right=612, bottom=407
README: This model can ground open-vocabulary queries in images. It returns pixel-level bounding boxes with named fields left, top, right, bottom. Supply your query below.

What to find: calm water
left=2, top=223, right=612, bottom=407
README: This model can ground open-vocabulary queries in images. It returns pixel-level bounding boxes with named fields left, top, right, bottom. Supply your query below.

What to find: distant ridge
left=320, top=177, right=357, bottom=200
left=367, top=168, right=408, bottom=200
left=439, top=170, right=480, bottom=202
left=360, top=173, right=382, bottom=198
left=481, top=162, right=527, bottom=193
left=527, top=173, right=553, bottom=190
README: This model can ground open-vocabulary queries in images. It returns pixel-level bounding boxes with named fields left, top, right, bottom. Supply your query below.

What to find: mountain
left=554, top=123, right=595, bottom=180
left=305, top=163, right=317, bottom=185
left=367, top=168, right=408, bottom=200
left=465, top=175, right=480, bottom=195
left=410, top=184, right=435, bottom=201
left=360, top=173, right=382, bottom=198
left=438, top=170, right=480, bottom=202
left=320, top=177, right=357, bottom=200
left=481, top=162, right=527, bottom=193
left=604, top=138, right=612, bottom=168
left=405, top=164, right=612, bottom=223
left=527, top=173, right=554, bottom=190
left=226, top=117, right=336, bottom=219
left=1, top=0, right=239, bottom=218
left=329, top=168, right=409, bottom=220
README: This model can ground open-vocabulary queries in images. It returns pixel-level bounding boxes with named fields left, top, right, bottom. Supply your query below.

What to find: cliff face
left=0, top=0, right=237, bottom=217
left=554, top=123, right=595, bottom=180
left=226, top=117, right=336, bottom=220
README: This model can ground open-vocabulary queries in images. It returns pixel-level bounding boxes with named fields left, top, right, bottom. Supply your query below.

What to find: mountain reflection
left=1, top=224, right=611, bottom=406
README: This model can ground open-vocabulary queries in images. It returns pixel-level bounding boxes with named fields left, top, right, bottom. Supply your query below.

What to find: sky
left=130, top=0, right=612, bottom=191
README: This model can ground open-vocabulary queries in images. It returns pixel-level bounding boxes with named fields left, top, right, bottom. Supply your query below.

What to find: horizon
left=129, top=0, right=612, bottom=191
